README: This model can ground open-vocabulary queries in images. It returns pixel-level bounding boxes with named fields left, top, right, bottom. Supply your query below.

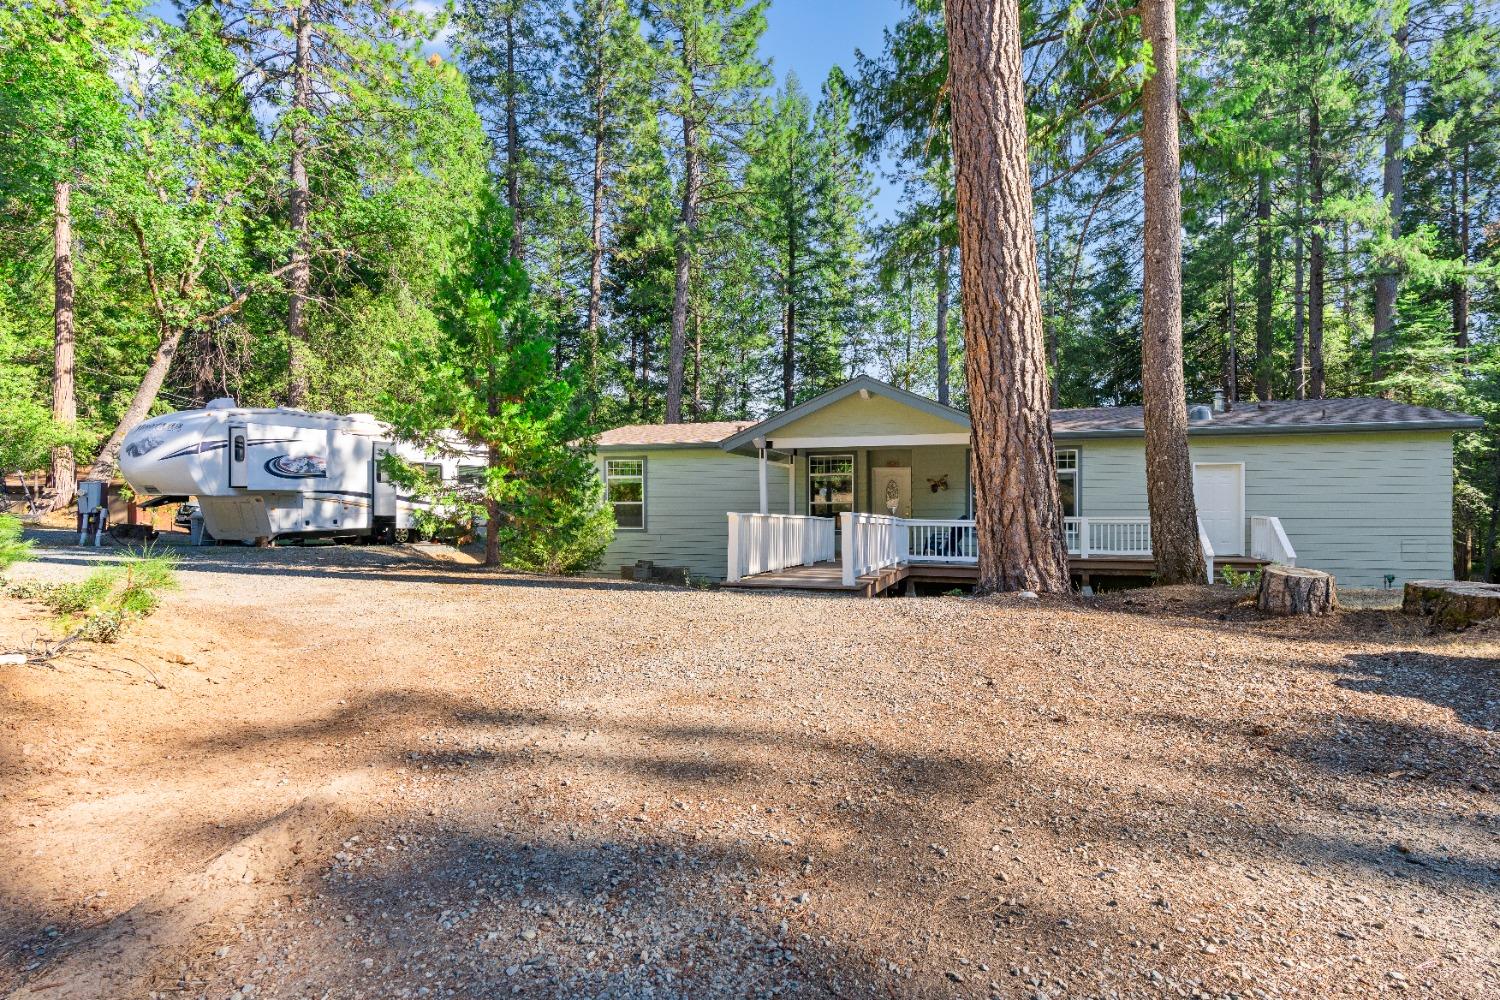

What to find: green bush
left=18, top=547, right=178, bottom=642
left=1219, top=566, right=1262, bottom=590
left=0, top=514, right=32, bottom=571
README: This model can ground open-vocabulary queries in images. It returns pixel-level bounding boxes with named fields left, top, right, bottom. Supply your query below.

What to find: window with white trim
left=605, top=458, right=645, bottom=529
left=1056, top=448, right=1079, bottom=517
left=808, top=454, right=854, bottom=519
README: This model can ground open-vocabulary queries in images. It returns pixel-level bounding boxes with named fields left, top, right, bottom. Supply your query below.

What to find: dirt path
left=2, top=541, right=1497, bottom=999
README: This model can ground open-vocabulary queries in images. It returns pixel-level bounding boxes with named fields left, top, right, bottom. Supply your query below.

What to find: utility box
left=76, top=480, right=109, bottom=546
left=76, top=480, right=106, bottom=515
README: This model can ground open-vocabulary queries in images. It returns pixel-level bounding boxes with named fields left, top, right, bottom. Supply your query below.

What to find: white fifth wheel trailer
left=118, top=399, right=485, bottom=544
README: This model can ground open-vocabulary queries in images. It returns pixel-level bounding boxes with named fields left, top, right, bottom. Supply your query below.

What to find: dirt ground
left=1, top=535, right=1496, bottom=1000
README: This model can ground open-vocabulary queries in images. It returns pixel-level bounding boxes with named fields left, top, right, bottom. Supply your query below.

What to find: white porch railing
left=1250, top=515, right=1296, bottom=566
left=840, top=512, right=906, bottom=586
left=1065, top=515, right=1217, bottom=584
left=726, top=513, right=835, bottom=583
left=1063, top=516, right=1152, bottom=557
left=907, top=519, right=979, bottom=563
left=736, top=511, right=1271, bottom=587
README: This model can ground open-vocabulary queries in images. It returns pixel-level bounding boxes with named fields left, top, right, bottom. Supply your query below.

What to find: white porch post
left=726, top=513, right=742, bottom=583
left=757, top=439, right=768, bottom=515
left=786, top=449, right=796, bottom=514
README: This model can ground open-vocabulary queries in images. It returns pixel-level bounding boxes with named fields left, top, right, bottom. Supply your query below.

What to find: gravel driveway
left=1, top=539, right=1496, bottom=999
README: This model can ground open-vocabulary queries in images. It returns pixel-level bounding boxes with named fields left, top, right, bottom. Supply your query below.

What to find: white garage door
left=1193, top=463, right=1244, bottom=556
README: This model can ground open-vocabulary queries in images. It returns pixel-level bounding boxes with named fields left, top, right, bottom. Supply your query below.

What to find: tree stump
left=1257, top=565, right=1337, bottom=616
left=1402, top=580, right=1500, bottom=630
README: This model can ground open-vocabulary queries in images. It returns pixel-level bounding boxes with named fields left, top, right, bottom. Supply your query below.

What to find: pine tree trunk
left=1042, top=195, right=1058, bottom=407
left=90, top=325, right=188, bottom=483
left=1253, top=172, right=1274, bottom=400
left=1483, top=444, right=1499, bottom=583
left=638, top=318, right=650, bottom=411
left=782, top=232, right=796, bottom=409
left=665, top=104, right=697, bottom=424
left=584, top=42, right=607, bottom=398
left=50, top=179, right=77, bottom=506
left=1139, top=0, right=1203, bottom=586
left=1306, top=31, right=1325, bottom=400
left=1292, top=176, right=1305, bottom=400
left=1452, top=143, right=1470, bottom=360
left=944, top=0, right=1069, bottom=594
left=505, top=12, right=523, bottom=261
left=1372, top=20, right=1407, bottom=383
left=935, top=242, right=952, bottom=406
left=692, top=305, right=702, bottom=417
left=286, top=0, right=313, bottom=408
left=1225, top=226, right=1238, bottom=404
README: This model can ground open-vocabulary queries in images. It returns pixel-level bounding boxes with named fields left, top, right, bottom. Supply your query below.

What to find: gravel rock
left=2, top=539, right=1496, bottom=999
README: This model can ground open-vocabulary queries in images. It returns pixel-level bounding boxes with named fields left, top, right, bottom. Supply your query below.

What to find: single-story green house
left=594, top=375, right=1481, bottom=590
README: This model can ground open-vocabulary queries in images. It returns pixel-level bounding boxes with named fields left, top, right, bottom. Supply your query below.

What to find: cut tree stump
left=1257, top=565, right=1337, bottom=616
left=1402, top=579, right=1500, bottom=630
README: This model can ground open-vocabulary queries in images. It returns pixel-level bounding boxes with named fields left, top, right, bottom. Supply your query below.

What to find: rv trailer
left=118, top=399, right=485, bottom=544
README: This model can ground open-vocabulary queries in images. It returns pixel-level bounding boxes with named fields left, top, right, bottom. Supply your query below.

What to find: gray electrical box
left=77, top=480, right=107, bottom=515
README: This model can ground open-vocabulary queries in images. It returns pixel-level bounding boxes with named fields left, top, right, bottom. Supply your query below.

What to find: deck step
left=726, top=555, right=1273, bottom=597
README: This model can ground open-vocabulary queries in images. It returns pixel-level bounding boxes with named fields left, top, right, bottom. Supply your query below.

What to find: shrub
left=0, top=514, right=32, bottom=571
left=1220, top=566, right=1262, bottom=590
left=19, top=547, right=178, bottom=642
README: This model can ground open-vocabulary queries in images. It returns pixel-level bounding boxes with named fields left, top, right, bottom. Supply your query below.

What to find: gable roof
left=717, top=375, right=970, bottom=451
left=593, top=379, right=1482, bottom=452
left=596, top=420, right=756, bottom=449
left=1054, top=397, right=1483, bottom=437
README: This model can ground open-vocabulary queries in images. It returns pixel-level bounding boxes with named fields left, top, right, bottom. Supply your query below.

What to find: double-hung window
left=808, top=454, right=855, bottom=519
left=605, top=458, right=645, bottom=530
left=1056, top=449, right=1079, bottom=517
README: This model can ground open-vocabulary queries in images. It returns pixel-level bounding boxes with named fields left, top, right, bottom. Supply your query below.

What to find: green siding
left=598, top=431, right=1456, bottom=588
left=790, top=445, right=969, bottom=519
left=1073, top=430, right=1454, bottom=587
left=911, top=446, right=971, bottom=519
left=772, top=391, right=968, bottom=439
left=598, top=448, right=789, bottom=581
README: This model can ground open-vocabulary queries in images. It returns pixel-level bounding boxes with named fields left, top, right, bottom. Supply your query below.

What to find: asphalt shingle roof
left=595, top=421, right=757, bottom=447
left=595, top=394, right=1481, bottom=448
left=1052, top=397, right=1482, bottom=436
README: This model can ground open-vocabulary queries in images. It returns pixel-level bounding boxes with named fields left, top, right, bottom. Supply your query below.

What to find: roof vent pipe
left=1212, top=389, right=1226, bottom=413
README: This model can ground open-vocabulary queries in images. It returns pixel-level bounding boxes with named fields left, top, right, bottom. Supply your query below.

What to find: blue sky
left=761, top=0, right=905, bottom=220
left=760, top=0, right=901, bottom=94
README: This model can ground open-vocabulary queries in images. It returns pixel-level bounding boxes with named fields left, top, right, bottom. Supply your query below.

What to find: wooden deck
left=723, top=560, right=911, bottom=598
left=724, top=555, right=1270, bottom=597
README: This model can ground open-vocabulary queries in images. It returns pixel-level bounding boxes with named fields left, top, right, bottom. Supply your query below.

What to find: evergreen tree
left=641, top=0, right=769, bottom=423
left=0, top=0, right=139, bottom=504
left=196, top=0, right=462, bottom=405
left=555, top=0, right=653, bottom=394
left=744, top=73, right=869, bottom=407
left=382, top=190, right=613, bottom=572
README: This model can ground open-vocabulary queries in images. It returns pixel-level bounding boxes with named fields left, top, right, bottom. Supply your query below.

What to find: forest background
left=1, top=0, right=1496, bottom=575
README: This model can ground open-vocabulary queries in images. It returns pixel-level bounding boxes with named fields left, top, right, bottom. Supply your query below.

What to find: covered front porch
left=715, top=376, right=1292, bottom=595
left=723, top=511, right=1293, bottom=596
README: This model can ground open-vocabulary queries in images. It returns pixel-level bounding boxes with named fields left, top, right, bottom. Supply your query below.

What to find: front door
left=872, top=466, right=912, bottom=518
left=1193, top=463, right=1244, bottom=556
